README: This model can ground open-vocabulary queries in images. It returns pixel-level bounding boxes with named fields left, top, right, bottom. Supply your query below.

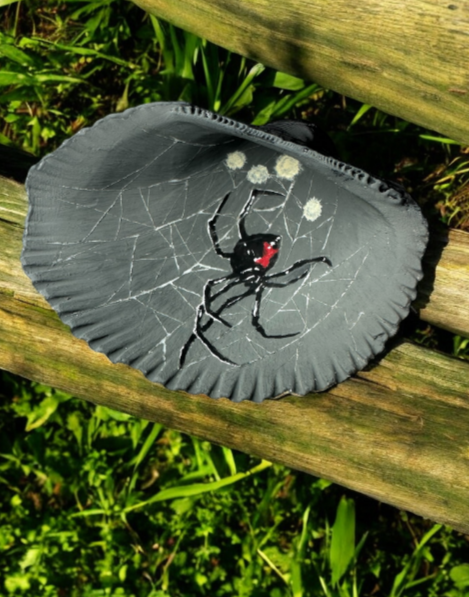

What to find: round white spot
left=274, top=155, right=301, bottom=180
left=226, top=151, right=246, bottom=170
left=303, top=197, right=322, bottom=222
left=247, top=165, right=270, bottom=184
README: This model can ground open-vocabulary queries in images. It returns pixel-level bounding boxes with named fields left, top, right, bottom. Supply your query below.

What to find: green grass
left=2, top=1, right=469, bottom=595
left=2, top=373, right=469, bottom=597
left=0, top=1, right=321, bottom=154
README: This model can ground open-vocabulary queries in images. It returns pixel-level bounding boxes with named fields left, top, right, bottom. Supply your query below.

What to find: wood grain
left=418, top=228, right=469, bottom=336
left=1, top=174, right=469, bottom=532
left=130, top=0, right=469, bottom=145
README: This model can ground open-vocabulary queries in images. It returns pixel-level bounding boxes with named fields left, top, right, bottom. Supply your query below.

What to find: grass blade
left=269, top=83, right=321, bottom=120
left=0, top=44, right=41, bottom=67
left=221, top=62, right=265, bottom=115
left=124, top=459, right=272, bottom=512
left=272, top=71, right=305, bottom=90
left=222, top=446, right=237, bottom=476
left=349, top=103, right=373, bottom=127
left=127, top=422, right=163, bottom=495
left=0, top=70, right=34, bottom=86
left=419, top=134, right=460, bottom=145
left=257, top=548, right=290, bottom=586
left=31, top=38, right=136, bottom=69
left=330, top=496, right=355, bottom=587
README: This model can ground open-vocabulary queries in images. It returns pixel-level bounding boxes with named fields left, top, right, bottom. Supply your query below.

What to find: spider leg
left=179, top=332, right=197, bottom=368
left=179, top=285, right=255, bottom=368
left=212, top=286, right=254, bottom=314
left=203, top=274, right=239, bottom=327
left=179, top=276, right=252, bottom=369
left=252, top=284, right=300, bottom=339
left=265, top=256, right=332, bottom=288
left=239, top=189, right=284, bottom=240
left=179, top=303, right=237, bottom=367
left=209, top=192, right=233, bottom=258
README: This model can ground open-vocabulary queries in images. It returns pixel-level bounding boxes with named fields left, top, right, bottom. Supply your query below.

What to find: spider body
left=231, top=234, right=280, bottom=280
left=179, top=188, right=332, bottom=367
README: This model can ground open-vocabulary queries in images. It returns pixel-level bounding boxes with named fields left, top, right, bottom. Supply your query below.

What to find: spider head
left=231, top=233, right=281, bottom=276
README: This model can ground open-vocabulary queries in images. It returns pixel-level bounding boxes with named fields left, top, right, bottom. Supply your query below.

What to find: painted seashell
left=22, top=103, right=428, bottom=402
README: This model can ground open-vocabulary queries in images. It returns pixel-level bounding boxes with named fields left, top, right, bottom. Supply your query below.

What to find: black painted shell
left=22, top=102, right=428, bottom=402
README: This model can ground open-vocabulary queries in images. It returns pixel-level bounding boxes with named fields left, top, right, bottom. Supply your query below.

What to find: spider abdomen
left=230, top=233, right=281, bottom=277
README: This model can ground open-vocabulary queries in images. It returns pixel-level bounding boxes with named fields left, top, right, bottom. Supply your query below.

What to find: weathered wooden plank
left=2, top=285, right=469, bottom=532
left=131, top=0, right=469, bottom=145
left=1, top=174, right=469, bottom=532
left=418, top=228, right=469, bottom=336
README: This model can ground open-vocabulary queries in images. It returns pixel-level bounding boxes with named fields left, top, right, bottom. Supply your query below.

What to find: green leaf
left=177, top=465, right=213, bottom=484
left=25, top=395, right=61, bottom=431
left=201, top=41, right=220, bottom=109
left=4, top=574, right=31, bottom=592
left=127, top=422, right=163, bottom=494
left=33, top=73, right=86, bottom=85
left=0, top=132, right=13, bottom=145
left=0, top=71, right=32, bottom=86
left=272, top=71, right=305, bottom=90
left=221, top=63, right=265, bottom=115
left=95, top=405, right=132, bottom=421
left=170, top=497, right=196, bottom=515
left=0, top=0, right=21, bottom=6
left=150, top=15, right=166, bottom=52
left=419, top=134, right=460, bottom=145
left=32, top=38, right=137, bottom=69
left=67, top=412, right=84, bottom=450
left=0, top=87, right=38, bottom=103
left=222, top=446, right=237, bottom=476
left=450, top=564, right=469, bottom=588
left=0, top=44, right=39, bottom=67
left=20, top=547, right=41, bottom=570
left=0, top=70, right=85, bottom=88
left=349, top=103, right=373, bottom=127
left=257, top=547, right=290, bottom=585
left=118, top=564, right=128, bottom=583
left=124, top=459, right=272, bottom=512
left=133, top=423, right=163, bottom=470
left=415, top=523, right=442, bottom=551
left=70, top=508, right=106, bottom=518
left=329, top=496, right=355, bottom=586
left=182, top=31, right=200, bottom=80
left=297, top=505, right=311, bottom=556
left=269, top=83, right=321, bottom=120
left=251, top=99, right=276, bottom=125
left=390, top=565, right=410, bottom=597
left=290, top=559, right=304, bottom=597
left=390, top=524, right=441, bottom=597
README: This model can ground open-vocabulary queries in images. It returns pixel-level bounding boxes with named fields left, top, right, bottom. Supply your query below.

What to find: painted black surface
left=22, top=102, right=428, bottom=402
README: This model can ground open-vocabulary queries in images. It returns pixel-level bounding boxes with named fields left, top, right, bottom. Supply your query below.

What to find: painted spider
left=179, top=188, right=332, bottom=367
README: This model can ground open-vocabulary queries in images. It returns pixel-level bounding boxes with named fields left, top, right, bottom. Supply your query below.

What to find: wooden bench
left=2, top=0, right=469, bottom=534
